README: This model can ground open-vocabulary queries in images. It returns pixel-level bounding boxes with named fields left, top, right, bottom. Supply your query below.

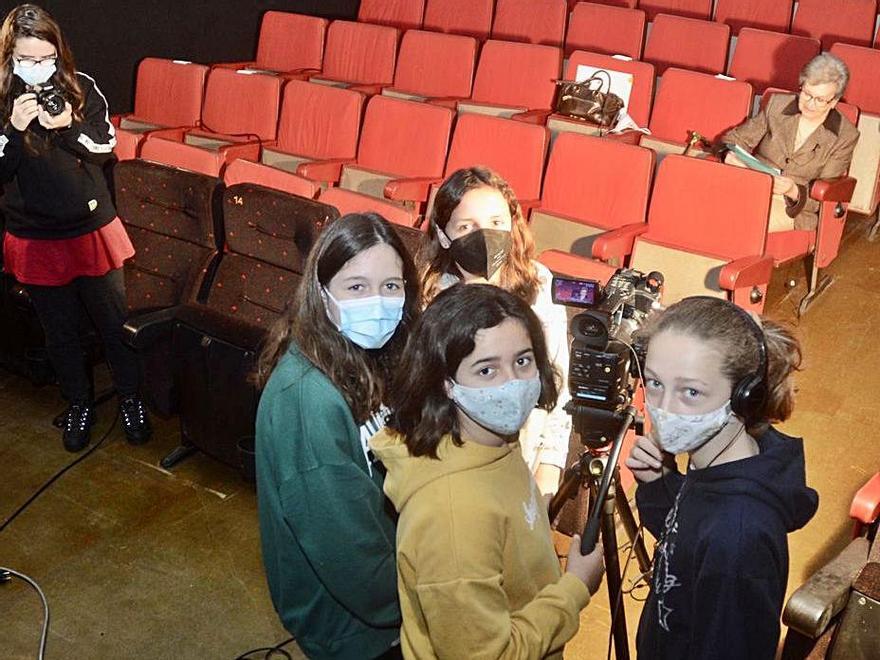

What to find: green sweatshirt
left=256, top=346, right=400, bottom=660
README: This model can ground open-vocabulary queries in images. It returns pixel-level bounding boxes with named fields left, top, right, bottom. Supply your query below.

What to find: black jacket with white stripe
left=0, top=72, right=117, bottom=240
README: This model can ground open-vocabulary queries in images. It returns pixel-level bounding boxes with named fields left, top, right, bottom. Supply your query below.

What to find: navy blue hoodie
left=635, top=426, right=818, bottom=659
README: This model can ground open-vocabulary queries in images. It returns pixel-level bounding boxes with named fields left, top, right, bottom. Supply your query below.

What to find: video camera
left=552, top=268, right=663, bottom=447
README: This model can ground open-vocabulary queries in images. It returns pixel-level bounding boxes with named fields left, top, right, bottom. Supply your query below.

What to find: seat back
left=223, top=159, right=319, bottom=199
left=132, top=58, right=208, bottom=128
left=275, top=81, right=364, bottom=160
left=532, top=133, right=654, bottom=257
left=200, top=68, right=281, bottom=140
left=445, top=113, right=549, bottom=202
left=357, top=0, right=425, bottom=30
left=319, top=187, right=417, bottom=229
left=791, top=0, right=876, bottom=50
left=713, top=0, right=793, bottom=34
left=564, top=51, right=655, bottom=127
left=470, top=40, right=562, bottom=110
left=728, top=28, right=820, bottom=95
left=254, top=11, right=327, bottom=72
left=321, top=20, right=398, bottom=85
left=491, top=0, right=567, bottom=47
left=565, top=3, right=646, bottom=59
left=392, top=30, right=477, bottom=99
left=423, top=0, right=494, bottom=40
left=830, top=44, right=880, bottom=117
left=648, top=68, right=753, bottom=144
left=638, top=0, right=711, bottom=21
left=643, top=13, right=730, bottom=76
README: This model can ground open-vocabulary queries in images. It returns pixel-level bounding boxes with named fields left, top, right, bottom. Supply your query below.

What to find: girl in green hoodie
left=254, top=213, right=421, bottom=660
left=371, top=283, right=605, bottom=659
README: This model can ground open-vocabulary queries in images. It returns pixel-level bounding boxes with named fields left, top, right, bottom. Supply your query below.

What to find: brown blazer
left=723, top=94, right=860, bottom=230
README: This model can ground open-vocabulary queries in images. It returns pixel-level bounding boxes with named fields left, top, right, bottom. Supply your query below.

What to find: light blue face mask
left=14, top=60, right=56, bottom=87
left=324, top=289, right=405, bottom=350
left=450, top=375, right=542, bottom=436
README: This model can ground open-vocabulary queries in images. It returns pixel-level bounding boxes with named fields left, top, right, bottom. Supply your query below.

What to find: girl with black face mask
left=418, top=166, right=571, bottom=496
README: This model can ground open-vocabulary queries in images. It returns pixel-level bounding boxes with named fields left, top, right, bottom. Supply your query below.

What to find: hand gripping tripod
left=549, top=406, right=652, bottom=660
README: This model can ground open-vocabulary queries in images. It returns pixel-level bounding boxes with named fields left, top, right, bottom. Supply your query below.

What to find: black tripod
left=549, top=406, right=652, bottom=660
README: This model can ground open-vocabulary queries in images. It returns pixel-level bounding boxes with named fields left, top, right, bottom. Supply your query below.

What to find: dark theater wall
left=0, top=1, right=360, bottom=113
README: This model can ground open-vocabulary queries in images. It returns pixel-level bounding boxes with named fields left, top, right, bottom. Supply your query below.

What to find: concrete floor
left=1, top=215, right=878, bottom=659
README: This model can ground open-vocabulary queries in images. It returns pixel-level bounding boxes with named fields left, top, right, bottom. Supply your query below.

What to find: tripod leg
left=614, top=472, right=652, bottom=574
left=602, top=481, right=630, bottom=660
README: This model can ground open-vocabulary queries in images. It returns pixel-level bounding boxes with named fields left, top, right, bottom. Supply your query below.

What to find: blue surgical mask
left=324, top=289, right=405, bottom=350
left=14, top=60, right=56, bottom=87
left=450, top=375, right=542, bottom=436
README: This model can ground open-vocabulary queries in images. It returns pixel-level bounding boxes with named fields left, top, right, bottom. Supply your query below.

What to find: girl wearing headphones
left=626, top=297, right=818, bottom=659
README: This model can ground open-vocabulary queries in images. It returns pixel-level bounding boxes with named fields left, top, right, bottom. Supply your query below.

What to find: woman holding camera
left=0, top=4, right=150, bottom=451
left=255, top=213, right=421, bottom=659
left=371, top=283, right=604, bottom=659
left=419, top=167, right=570, bottom=495
left=625, top=297, right=818, bottom=658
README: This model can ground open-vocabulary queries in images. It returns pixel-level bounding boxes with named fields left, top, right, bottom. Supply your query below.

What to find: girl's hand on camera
left=565, top=534, right=605, bottom=595
left=626, top=434, right=672, bottom=484
left=11, top=93, right=39, bottom=131
left=37, top=101, right=73, bottom=130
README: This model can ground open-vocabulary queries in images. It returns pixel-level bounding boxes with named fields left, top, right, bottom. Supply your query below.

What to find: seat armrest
left=718, top=255, right=774, bottom=291
left=851, top=473, right=880, bottom=526
left=217, top=141, right=262, bottom=163
left=512, top=109, right=552, bottom=125
left=782, top=537, right=870, bottom=638
left=591, top=223, right=648, bottom=261
left=427, top=96, right=463, bottom=109
left=280, top=67, right=322, bottom=81
left=213, top=60, right=255, bottom=70
left=517, top=198, right=541, bottom=215
left=295, top=158, right=354, bottom=185
left=123, top=306, right=180, bottom=350
left=811, top=176, right=857, bottom=203
left=348, top=83, right=386, bottom=96
left=384, top=177, right=442, bottom=203
left=174, top=305, right=268, bottom=351
left=145, top=127, right=187, bottom=142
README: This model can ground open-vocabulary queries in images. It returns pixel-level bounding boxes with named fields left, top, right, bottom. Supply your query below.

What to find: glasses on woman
left=799, top=88, right=836, bottom=107
left=12, top=55, right=57, bottom=69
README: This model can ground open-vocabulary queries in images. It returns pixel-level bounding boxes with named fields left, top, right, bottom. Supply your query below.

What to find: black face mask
left=448, top=229, right=512, bottom=280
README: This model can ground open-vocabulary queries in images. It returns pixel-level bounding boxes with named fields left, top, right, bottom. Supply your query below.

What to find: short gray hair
left=799, top=53, right=850, bottom=99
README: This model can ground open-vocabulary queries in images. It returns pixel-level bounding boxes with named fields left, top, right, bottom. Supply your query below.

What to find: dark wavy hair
left=255, top=213, right=421, bottom=424
left=386, top=283, right=558, bottom=458
left=0, top=5, right=86, bottom=147
left=419, top=167, right=541, bottom=305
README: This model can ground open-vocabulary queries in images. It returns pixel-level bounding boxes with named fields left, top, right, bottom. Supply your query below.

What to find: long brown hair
left=0, top=5, right=85, bottom=135
left=419, top=167, right=541, bottom=305
left=255, top=213, right=421, bottom=424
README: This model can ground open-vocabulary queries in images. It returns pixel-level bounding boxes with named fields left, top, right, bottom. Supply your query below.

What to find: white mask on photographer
left=449, top=375, right=541, bottom=436
left=646, top=401, right=733, bottom=455
left=14, top=60, right=56, bottom=87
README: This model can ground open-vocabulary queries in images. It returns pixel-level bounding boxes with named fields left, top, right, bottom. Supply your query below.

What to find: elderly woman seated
left=722, top=53, right=860, bottom=232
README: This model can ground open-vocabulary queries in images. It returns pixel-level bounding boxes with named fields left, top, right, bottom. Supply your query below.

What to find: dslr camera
left=552, top=268, right=663, bottom=446
left=28, top=84, right=66, bottom=117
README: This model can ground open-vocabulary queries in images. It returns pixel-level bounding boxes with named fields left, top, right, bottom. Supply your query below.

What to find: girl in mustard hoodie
left=371, top=284, right=604, bottom=659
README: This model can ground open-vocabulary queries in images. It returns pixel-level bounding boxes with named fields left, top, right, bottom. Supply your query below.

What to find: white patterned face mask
left=449, top=375, right=541, bottom=436
left=646, top=401, right=733, bottom=455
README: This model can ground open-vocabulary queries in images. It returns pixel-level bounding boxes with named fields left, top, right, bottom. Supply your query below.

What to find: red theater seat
left=309, top=20, right=398, bottom=93
left=140, top=68, right=281, bottom=177
left=491, top=0, right=568, bottom=47
left=565, top=3, right=646, bottom=59
left=382, top=30, right=477, bottom=103
left=569, top=0, right=636, bottom=8
left=318, top=187, right=416, bottom=228
left=422, top=0, right=494, bottom=40
left=357, top=0, right=425, bottom=31
left=457, top=40, right=562, bottom=122
left=790, top=0, right=876, bottom=51
left=643, top=13, right=730, bottom=76
left=112, top=58, right=208, bottom=160
left=213, top=11, right=327, bottom=78
left=532, top=133, right=655, bottom=267
left=713, top=0, right=793, bottom=34
left=223, top=159, right=319, bottom=199
left=637, top=0, right=711, bottom=22
left=728, top=28, right=820, bottom=95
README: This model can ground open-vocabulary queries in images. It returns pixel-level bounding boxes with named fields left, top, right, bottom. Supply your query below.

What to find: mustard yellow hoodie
left=370, top=429, right=590, bottom=659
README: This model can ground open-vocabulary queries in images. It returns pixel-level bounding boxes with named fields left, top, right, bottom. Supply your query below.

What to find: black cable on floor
left=0, top=566, right=50, bottom=659
left=234, top=636, right=296, bottom=660
left=0, top=407, right=119, bottom=534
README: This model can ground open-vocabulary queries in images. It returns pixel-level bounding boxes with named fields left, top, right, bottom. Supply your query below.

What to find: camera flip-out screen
left=551, top=277, right=600, bottom=308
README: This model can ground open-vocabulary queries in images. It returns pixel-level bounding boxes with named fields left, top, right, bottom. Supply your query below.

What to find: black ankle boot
left=119, top=395, right=152, bottom=445
left=63, top=403, right=95, bottom=453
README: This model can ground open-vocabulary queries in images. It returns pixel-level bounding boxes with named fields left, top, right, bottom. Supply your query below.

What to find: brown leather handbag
left=554, top=70, right=625, bottom=127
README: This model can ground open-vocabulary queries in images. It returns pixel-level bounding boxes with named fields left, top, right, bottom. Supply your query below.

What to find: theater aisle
left=1, top=217, right=878, bottom=658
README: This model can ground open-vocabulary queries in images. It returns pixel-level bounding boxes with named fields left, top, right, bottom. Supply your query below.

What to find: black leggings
left=24, top=268, right=139, bottom=404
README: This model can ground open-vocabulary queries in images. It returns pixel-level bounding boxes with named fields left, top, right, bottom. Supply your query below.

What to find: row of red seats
left=354, top=0, right=880, bottom=51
